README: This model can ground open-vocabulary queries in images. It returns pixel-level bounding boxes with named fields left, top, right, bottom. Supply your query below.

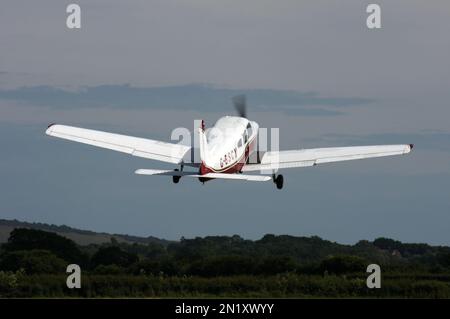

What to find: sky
left=0, top=0, right=449, bottom=245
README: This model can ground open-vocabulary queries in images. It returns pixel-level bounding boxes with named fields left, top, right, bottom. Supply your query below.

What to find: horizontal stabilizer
left=135, top=169, right=197, bottom=176
left=135, top=169, right=271, bottom=182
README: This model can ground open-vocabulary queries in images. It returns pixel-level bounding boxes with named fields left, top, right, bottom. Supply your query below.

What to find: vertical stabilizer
left=198, top=120, right=209, bottom=164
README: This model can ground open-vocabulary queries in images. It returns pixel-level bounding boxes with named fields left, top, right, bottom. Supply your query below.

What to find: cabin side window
left=243, top=131, right=248, bottom=143
left=238, top=138, right=243, bottom=148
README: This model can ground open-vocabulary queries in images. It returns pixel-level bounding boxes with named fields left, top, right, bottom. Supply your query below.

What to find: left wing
left=242, top=144, right=413, bottom=172
left=45, top=124, right=191, bottom=164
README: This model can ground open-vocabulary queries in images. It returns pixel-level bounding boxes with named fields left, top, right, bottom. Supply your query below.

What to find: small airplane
left=45, top=95, right=413, bottom=189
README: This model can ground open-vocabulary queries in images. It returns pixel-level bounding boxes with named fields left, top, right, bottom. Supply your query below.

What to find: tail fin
left=198, top=120, right=209, bottom=164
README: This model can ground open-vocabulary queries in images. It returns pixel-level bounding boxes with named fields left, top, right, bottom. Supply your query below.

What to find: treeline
left=1, top=228, right=450, bottom=297
left=0, top=219, right=170, bottom=246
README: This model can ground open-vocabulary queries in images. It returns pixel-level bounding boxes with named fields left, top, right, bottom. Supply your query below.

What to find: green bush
left=0, top=270, right=24, bottom=297
left=319, top=255, right=367, bottom=275
left=93, top=264, right=126, bottom=275
left=91, top=246, right=138, bottom=268
left=0, top=250, right=66, bottom=274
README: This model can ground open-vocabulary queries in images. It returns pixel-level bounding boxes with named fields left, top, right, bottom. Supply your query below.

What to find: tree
left=91, top=246, right=138, bottom=268
left=437, top=251, right=450, bottom=268
left=373, top=237, right=402, bottom=251
left=188, top=255, right=256, bottom=277
left=4, top=228, right=86, bottom=264
left=257, top=256, right=298, bottom=275
left=0, top=250, right=66, bottom=274
left=319, top=255, right=367, bottom=275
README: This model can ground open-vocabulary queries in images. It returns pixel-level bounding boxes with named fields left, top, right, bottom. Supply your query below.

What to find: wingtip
left=45, top=123, right=57, bottom=135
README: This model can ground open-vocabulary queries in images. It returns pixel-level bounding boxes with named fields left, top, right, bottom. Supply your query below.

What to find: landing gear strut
left=273, top=174, right=284, bottom=190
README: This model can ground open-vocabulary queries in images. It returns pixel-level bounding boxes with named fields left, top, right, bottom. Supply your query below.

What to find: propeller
left=232, top=95, right=247, bottom=118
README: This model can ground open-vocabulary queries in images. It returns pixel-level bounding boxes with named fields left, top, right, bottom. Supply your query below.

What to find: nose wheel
left=273, top=174, right=284, bottom=190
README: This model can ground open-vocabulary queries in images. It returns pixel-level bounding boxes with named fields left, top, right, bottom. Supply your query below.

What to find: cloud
left=0, top=84, right=374, bottom=116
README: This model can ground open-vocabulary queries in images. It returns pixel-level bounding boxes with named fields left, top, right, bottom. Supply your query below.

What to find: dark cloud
left=0, top=84, right=374, bottom=116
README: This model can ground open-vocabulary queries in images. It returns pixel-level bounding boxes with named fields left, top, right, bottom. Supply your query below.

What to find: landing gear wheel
left=275, top=174, right=283, bottom=190
left=173, top=169, right=180, bottom=184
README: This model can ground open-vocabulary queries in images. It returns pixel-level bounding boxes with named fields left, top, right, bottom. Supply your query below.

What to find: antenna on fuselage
left=232, top=95, right=247, bottom=118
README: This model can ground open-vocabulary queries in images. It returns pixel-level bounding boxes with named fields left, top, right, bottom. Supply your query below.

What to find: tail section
left=198, top=120, right=209, bottom=164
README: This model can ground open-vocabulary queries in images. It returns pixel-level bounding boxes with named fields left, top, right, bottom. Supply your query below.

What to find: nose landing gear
left=272, top=174, right=284, bottom=190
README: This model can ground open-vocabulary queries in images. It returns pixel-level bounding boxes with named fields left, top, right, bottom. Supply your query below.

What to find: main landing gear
left=172, top=165, right=183, bottom=184
left=172, top=169, right=180, bottom=184
left=272, top=174, right=284, bottom=190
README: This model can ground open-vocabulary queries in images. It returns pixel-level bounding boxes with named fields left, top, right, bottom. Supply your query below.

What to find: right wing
left=243, top=144, right=413, bottom=172
left=45, top=124, right=191, bottom=164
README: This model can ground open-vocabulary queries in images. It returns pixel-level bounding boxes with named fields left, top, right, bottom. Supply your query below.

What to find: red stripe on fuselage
left=199, top=137, right=256, bottom=175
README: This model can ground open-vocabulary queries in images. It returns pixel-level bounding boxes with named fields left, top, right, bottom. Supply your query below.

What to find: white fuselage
left=200, top=116, right=259, bottom=174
